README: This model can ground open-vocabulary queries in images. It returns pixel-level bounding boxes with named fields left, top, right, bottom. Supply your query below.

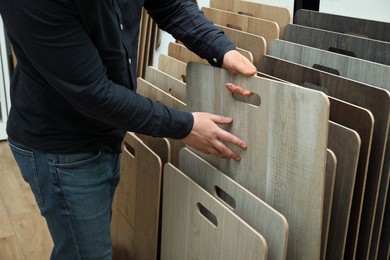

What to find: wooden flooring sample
left=326, top=122, right=361, bottom=260
left=210, top=0, right=291, bottom=37
left=259, top=55, right=390, bottom=260
left=215, top=25, right=266, bottom=68
left=113, top=132, right=162, bottom=260
left=322, top=149, right=337, bottom=260
left=186, top=62, right=329, bottom=260
left=158, top=54, right=187, bottom=83
left=161, top=163, right=268, bottom=260
left=201, top=7, right=279, bottom=49
left=283, top=24, right=390, bottom=66
left=377, top=190, right=390, bottom=260
left=269, top=39, right=390, bottom=91
left=145, top=66, right=186, bottom=101
left=179, top=148, right=288, bottom=260
left=294, top=9, right=390, bottom=42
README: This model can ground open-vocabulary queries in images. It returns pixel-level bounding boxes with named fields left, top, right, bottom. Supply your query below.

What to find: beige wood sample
left=258, top=55, right=390, bottom=260
left=210, top=0, right=291, bottom=37
left=201, top=7, right=279, bottom=49
left=137, top=78, right=185, bottom=167
left=112, top=132, right=162, bottom=260
left=168, top=42, right=254, bottom=64
left=268, top=39, right=390, bottom=91
left=326, top=122, right=361, bottom=260
left=158, top=54, right=187, bottom=83
left=322, top=149, right=337, bottom=260
left=136, top=134, right=171, bottom=165
left=161, top=163, right=268, bottom=260
left=145, top=66, right=186, bottom=101
left=179, top=148, right=288, bottom=260
left=215, top=25, right=266, bottom=69
left=186, top=62, right=329, bottom=260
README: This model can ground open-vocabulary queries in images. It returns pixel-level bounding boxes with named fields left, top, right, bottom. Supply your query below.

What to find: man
left=0, top=0, right=256, bottom=259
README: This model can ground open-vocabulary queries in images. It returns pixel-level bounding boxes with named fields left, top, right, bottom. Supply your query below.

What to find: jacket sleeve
left=144, top=0, right=236, bottom=67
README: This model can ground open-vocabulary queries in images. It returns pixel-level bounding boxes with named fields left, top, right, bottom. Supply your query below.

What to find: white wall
left=320, top=0, right=390, bottom=23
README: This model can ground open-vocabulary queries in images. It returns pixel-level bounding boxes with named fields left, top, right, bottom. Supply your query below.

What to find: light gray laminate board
left=326, top=122, right=361, bottom=260
left=283, top=24, right=390, bottom=66
left=294, top=9, right=390, bottom=42
left=186, top=62, right=329, bottom=260
left=144, top=66, right=186, bottom=101
left=268, top=39, right=390, bottom=91
left=179, top=148, right=288, bottom=260
left=160, top=163, right=268, bottom=260
left=137, top=78, right=185, bottom=167
left=322, top=149, right=337, bottom=260
left=113, top=132, right=162, bottom=260
left=258, top=55, right=390, bottom=260
left=158, top=54, right=187, bottom=83
left=201, top=7, right=279, bottom=49
left=215, top=25, right=266, bottom=69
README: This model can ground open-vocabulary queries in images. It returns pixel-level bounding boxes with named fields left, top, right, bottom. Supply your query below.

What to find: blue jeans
left=8, top=138, right=120, bottom=260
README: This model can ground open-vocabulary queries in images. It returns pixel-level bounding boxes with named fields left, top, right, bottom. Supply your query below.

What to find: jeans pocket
left=53, top=151, right=102, bottom=169
left=8, top=140, right=43, bottom=207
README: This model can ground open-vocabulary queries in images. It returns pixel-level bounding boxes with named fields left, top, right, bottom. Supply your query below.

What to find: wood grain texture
left=322, top=149, right=337, bottom=260
left=145, top=66, right=186, bottom=101
left=161, top=163, right=268, bottom=260
left=201, top=7, right=279, bottom=49
left=179, top=148, right=288, bottom=260
left=158, top=54, right=187, bottom=83
left=259, top=55, right=390, bottom=260
left=326, top=122, right=361, bottom=260
left=136, top=134, right=171, bottom=166
left=210, top=0, right=291, bottom=37
left=113, top=132, right=162, bottom=260
left=0, top=236, right=25, bottom=260
left=168, top=42, right=254, bottom=64
left=137, top=78, right=185, bottom=167
left=268, top=39, right=390, bottom=91
left=186, top=62, right=329, bottom=260
left=283, top=24, right=390, bottom=66
left=377, top=189, right=390, bottom=260
left=215, top=25, right=266, bottom=69
left=294, top=9, right=390, bottom=42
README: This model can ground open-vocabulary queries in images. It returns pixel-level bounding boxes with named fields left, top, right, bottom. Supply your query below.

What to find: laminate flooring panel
left=201, top=7, right=279, bottom=49
left=326, top=122, right=361, bottom=260
left=377, top=189, right=390, bottom=260
left=283, top=24, right=390, bottom=66
left=322, top=149, right=337, bottom=260
left=160, top=163, right=268, bottom=260
left=215, top=25, right=266, bottom=69
left=268, top=39, right=390, bottom=91
left=158, top=54, right=187, bottom=83
left=259, top=55, right=390, bottom=260
left=186, top=62, right=329, bottom=260
left=137, top=78, right=185, bottom=167
left=113, top=132, right=162, bottom=260
left=210, top=0, right=291, bottom=37
left=294, top=9, right=390, bottom=42
left=179, top=148, right=288, bottom=260
left=0, top=236, right=25, bottom=260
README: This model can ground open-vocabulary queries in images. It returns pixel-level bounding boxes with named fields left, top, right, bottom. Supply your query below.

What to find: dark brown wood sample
left=259, top=55, right=390, bottom=260
left=294, top=9, right=390, bottom=42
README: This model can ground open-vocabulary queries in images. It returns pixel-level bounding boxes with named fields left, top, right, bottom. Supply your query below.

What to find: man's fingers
left=226, top=83, right=252, bottom=96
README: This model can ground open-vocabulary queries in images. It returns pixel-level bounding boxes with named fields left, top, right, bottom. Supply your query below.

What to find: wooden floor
left=0, top=141, right=52, bottom=260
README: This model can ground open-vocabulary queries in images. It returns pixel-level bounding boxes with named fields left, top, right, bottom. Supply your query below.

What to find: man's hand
left=182, top=112, right=247, bottom=161
left=222, top=49, right=257, bottom=76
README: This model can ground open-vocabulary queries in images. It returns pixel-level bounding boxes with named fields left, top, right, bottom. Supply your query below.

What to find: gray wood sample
left=294, top=9, right=390, bottom=42
left=259, top=55, right=390, bottom=260
left=268, top=39, right=390, bottom=91
left=179, top=148, right=288, bottom=260
left=322, top=149, right=337, bottom=260
left=186, top=62, right=329, bottom=260
left=326, top=122, right=361, bottom=260
left=161, top=163, right=268, bottom=260
left=113, top=132, right=162, bottom=260
left=201, top=7, right=279, bottom=49
left=283, top=24, right=390, bottom=66
left=137, top=78, right=185, bottom=167
left=158, top=54, right=187, bottom=83
left=144, top=66, right=186, bottom=101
